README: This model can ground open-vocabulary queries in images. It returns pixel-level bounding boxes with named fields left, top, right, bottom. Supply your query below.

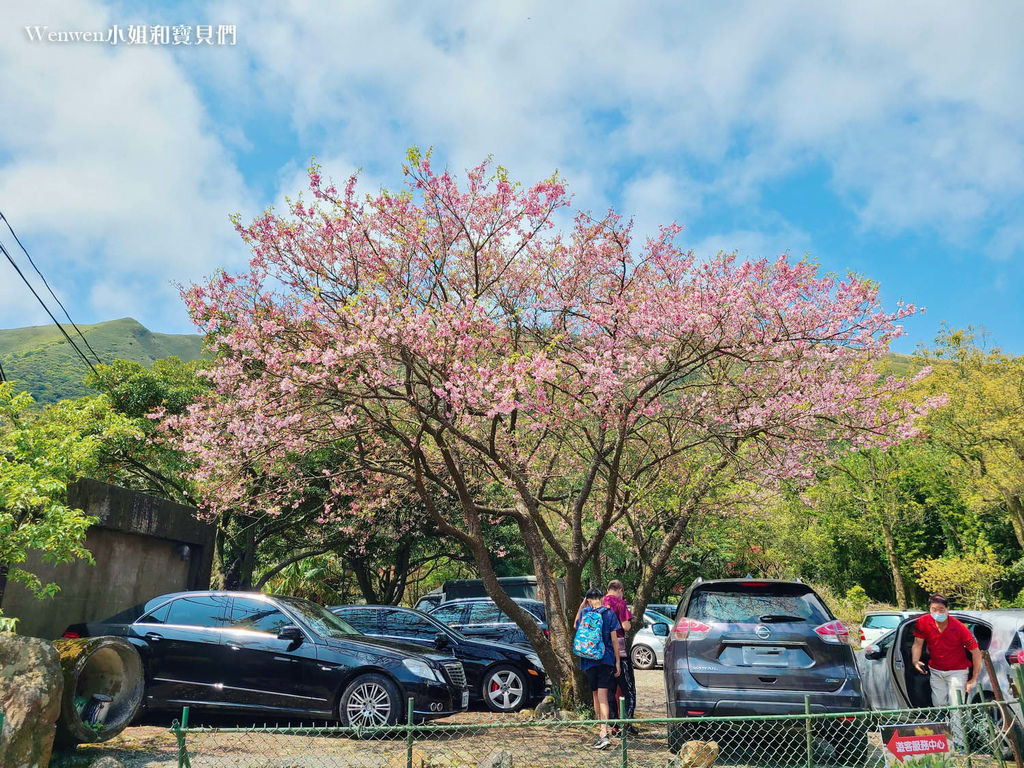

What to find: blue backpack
left=573, top=608, right=606, bottom=660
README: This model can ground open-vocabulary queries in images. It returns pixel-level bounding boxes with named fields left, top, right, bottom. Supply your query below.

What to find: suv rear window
left=687, top=585, right=830, bottom=625
left=863, top=614, right=902, bottom=629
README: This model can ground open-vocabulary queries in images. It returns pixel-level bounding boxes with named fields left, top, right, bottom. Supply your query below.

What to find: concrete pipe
left=53, top=637, right=144, bottom=746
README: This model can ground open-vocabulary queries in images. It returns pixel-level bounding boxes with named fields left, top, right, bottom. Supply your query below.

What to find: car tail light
left=62, top=631, right=80, bottom=639
left=815, top=620, right=850, bottom=645
left=672, top=617, right=712, bottom=641
left=859, top=629, right=866, bottom=643
left=1007, top=649, right=1024, bottom=665
left=543, top=628, right=550, bottom=640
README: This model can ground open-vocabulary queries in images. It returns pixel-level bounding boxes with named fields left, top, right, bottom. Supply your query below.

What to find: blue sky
left=2, top=1, right=1023, bottom=354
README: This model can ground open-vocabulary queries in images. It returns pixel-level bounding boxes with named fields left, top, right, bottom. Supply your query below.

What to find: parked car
left=413, top=577, right=565, bottom=613
left=663, top=578, right=865, bottom=759
left=856, top=610, right=1024, bottom=712
left=331, top=605, right=547, bottom=712
left=647, top=603, right=679, bottom=621
left=62, top=591, right=469, bottom=725
left=859, top=610, right=923, bottom=648
left=428, top=598, right=549, bottom=648
left=629, top=612, right=672, bottom=670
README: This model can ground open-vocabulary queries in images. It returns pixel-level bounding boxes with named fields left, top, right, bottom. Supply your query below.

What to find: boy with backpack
left=574, top=587, right=622, bottom=750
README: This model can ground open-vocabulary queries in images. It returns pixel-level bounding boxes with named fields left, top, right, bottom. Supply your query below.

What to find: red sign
left=884, top=729, right=951, bottom=763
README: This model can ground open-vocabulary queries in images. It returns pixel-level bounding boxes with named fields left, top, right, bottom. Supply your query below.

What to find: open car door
left=888, top=612, right=993, bottom=708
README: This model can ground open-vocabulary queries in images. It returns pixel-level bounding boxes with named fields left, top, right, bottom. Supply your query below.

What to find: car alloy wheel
left=631, top=644, right=656, bottom=670
left=483, top=665, right=527, bottom=712
left=341, top=674, right=399, bottom=729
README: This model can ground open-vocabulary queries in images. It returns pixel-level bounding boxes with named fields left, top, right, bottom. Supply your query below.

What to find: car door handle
left=273, top=656, right=297, bottom=663
left=227, top=644, right=242, bottom=651
left=145, top=632, right=163, bottom=643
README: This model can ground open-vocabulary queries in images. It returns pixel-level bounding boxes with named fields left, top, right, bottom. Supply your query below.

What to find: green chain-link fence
left=170, top=697, right=1023, bottom=768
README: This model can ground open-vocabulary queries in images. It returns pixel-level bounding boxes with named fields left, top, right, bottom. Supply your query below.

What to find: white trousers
left=929, top=667, right=969, bottom=746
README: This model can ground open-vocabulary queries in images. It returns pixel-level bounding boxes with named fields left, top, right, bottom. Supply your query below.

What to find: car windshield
left=688, top=587, right=830, bottom=625
left=276, top=597, right=359, bottom=638
left=863, top=614, right=903, bottom=629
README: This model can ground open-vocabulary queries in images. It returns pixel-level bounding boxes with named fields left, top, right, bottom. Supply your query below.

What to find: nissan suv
left=664, top=579, right=866, bottom=762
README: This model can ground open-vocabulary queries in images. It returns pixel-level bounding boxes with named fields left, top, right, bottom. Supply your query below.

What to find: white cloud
left=205, top=0, right=1024, bottom=252
left=0, top=0, right=253, bottom=332
left=688, top=224, right=813, bottom=265
left=3, top=0, right=1023, bottom=339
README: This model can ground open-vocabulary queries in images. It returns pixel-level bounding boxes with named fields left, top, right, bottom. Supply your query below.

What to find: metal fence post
left=406, top=697, right=415, bottom=768
left=805, top=695, right=814, bottom=768
left=175, top=706, right=191, bottom=768
left=619, top=696, right=628, bottom=768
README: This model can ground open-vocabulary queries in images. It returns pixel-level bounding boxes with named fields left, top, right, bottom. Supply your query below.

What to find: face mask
left=931, top=610, right=948, bottom=623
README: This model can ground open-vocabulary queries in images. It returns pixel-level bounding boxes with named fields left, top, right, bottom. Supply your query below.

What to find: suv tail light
left=815, top=620, right=850, bottom=645
left=62, top=631, right=80, bottom=639
left=672, top=617, right=712, bottom=641
left=859, top=629, right=866, bottom=643
left=1006, top=649, right=1024, bottom=665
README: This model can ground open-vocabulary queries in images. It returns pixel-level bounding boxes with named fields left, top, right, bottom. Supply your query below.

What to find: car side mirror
left=277, top=625, right=303, bottom=643
left=653, top=622, right=670, bottom=637
left=865, top=648, right=885, bottom=660
left=433, top=633, right=450, bottom=650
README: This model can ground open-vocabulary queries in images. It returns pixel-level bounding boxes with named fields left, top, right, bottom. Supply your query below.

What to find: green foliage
left=0, top=383, right=140, bottom=612
left=82, top=356, right=207, bottom=505
left=913, top=547, right=1004, bottom=608
left=0, top=318, right=203, bottom=405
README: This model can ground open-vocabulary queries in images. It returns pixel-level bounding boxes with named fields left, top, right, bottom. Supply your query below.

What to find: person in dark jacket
left=575, top=587, right=622, bottom=750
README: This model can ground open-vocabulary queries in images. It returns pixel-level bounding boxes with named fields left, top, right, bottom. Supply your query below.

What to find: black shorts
left=585, top=664, right=616, bottom=691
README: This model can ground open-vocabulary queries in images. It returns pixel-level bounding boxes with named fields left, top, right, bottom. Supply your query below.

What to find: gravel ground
left=51, top=670, right=671, bottom=767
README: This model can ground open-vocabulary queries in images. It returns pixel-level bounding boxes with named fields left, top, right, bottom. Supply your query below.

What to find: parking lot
left=57, top=671, right=669, bottom=767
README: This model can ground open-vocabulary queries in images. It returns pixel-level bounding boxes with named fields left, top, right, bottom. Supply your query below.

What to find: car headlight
left=525, top=653, right=544, bottom=671
left=402, top=659, right=441, bottom=682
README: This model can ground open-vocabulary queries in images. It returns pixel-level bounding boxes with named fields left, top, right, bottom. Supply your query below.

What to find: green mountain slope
left=0, top=318, right=203, bottom=404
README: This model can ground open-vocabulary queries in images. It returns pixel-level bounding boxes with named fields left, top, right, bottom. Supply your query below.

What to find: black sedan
left=63, top=591, right=469, bottom=726
left=332, top=605, right=548, bottom=712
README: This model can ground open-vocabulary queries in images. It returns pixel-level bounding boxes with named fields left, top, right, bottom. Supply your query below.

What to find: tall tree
left=917, top=327, right=1024, bottom=552
left=0, top=384, right=139, bottom=615
left=172, top=153, right=933, bottom=702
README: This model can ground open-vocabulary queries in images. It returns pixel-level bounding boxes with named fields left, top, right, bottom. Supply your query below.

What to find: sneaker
left=624, top=724, right=640, bottom=737
left=591, top=736, right=612, bottom=750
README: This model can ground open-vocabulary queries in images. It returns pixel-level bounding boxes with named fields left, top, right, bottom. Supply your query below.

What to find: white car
left=860, top=610, right=923, bottom=648
left=630, top=611, right=672, bottom=670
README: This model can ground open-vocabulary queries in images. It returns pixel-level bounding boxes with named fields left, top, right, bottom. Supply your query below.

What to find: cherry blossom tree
left=172, top=150, right=934, bottom=701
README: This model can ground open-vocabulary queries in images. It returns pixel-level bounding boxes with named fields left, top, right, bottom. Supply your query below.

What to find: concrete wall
left=1, top=479, right=214, bottom=640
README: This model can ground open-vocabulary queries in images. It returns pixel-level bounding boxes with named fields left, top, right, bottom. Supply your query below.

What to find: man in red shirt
left=911, top=594, right=982, bottom=747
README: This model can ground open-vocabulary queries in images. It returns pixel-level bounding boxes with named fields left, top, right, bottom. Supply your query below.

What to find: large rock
left=477, top=749, right=514, bottom=768
left=672, top=740, right=719, bottom=768
left=0, top=632, right=64, bottom=768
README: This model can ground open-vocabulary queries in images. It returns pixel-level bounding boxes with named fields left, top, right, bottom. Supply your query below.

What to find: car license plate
left=462, top=690, right=469, bottom=708
left=742, top=645, right=789, bottom=666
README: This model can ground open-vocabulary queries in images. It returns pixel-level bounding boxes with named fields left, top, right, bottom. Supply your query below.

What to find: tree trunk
left=0, top=563, right=8, bottom=611
left=881, top=519, right=907, bottom=609
left=1006, top=495, right=1024, bottom=552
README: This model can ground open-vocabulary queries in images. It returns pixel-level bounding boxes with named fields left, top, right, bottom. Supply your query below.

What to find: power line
left=0, top=239, right=101, bottom=381
left=0, top=211, right=104, bottom=366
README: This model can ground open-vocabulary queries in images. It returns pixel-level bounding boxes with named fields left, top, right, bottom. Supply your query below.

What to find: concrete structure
left=1, top=479, right=214, bottom=640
